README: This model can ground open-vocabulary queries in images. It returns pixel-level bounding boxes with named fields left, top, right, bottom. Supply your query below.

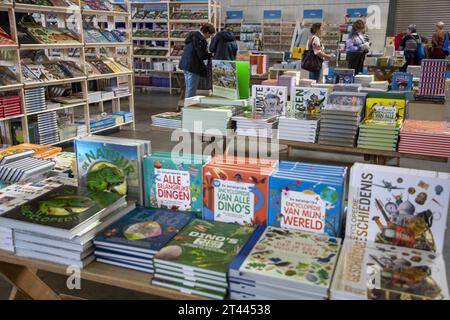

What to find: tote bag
left=301, top=36, right=323, bottom=72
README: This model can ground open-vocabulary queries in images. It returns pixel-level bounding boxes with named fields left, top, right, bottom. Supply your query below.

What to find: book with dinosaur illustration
left=267, top=161, right=347, bottom=237
left=75, top=136, right=151, bottom=206
left=202, top=156, right=277, bottom=226
left=346, top=163, right=450, bottom=254
left=252, top=85, right=287, bottom=116
left=291, top=87, right=330, bottom=114
left=331, top=239, right=449, bottom=300
left=143, top=151, right=209, bottom=217
left=212, top=60, right=250, bottom=100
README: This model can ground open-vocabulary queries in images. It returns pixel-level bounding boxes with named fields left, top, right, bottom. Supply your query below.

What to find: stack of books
left=94, top=207, right=195, bottom=274
left=355, top=74, right=374, bottom=87
left=152, top=219, right=254, bottom=299
left=369, top=81, right=389, bottom=91
left=298, top=79, right=316, bottom=87
left=182, top=104, right=240, bottom=135
left=267, top=161, right=347, bottom=237
left=0, top=185, right=129, bottom=267
left=229, top=226, right=341, bottom=300
left=318, top=105, right=363, bottom=147
left=24, top=88, right=46, bottom=113
left=398, top=120, right=450, bottom=157
left=76, top=114, right=116, bottom=132
left=36, top=111, right=59, bottom=145
left=333, top=84, right=361, bottom=92
left=75, top=135, right=151, bottom=206
left=144, top=151, right=208, bottom=217
left=278, top=74, right=296, bottom=91
left=112, top=111, right=133, bottom=124
left=0, top=95, right=21, bottom=118
left=202, top=156, right=277, bottom=225
left=290, top=87, right=329, bottom=114
left=1, top=143, right=61, bottom=159
left=0, top=157, right=55, bottom=183
left=0, top=147, right=34, bottom=165
left=277, top=114, right=319, bottom=143
left=419, top=59, right=448, bottom=97
left=151, top=112, right=182, bottom=129
left=232, top=112, right=277, bottom=138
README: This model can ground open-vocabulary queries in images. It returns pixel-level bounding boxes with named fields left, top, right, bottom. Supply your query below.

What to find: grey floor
left=0, top=90, right=449, bottom=299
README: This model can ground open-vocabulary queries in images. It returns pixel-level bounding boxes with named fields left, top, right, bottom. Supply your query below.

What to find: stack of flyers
left=267, top=161, right=347, bottom=238
left=229, top=226, right=341, bottom=300
left=291, top=87, right=330, bottom=114
left=151, top=112, right=182, bottom=129
left=202, top=156, right=277, bottom=226
left=37, top=111, right=59, bottom=145
left=277, top=114, right=319, bottom=143
left=318, top=104, right=363, bottom=147
left=419, top=59, right=447, bottom=97
left=152, top=219, right=254, bottom=300
left=0, top=157, right=55, bottom=183
left=94, top=208, right=195, bottom=274
left=24, top=88, right=46, bottom=113
left=0, top=96, right=22, bottom=118
left=252, top=85, right=287, bottom=116
left=232, top=112, right=278, bottom=138
left=143, top=151, right=209, bottom=217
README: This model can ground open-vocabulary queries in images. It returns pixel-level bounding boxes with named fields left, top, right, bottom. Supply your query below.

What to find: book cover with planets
left=331, top=239, right=449, bottom=300
left=202, top=157, right=277, bottom=226
left=267, top=169, right=346, bottom=238
left=144, top=152, right=209, bottom=217
left=238, top=226, right=341, bottom=293
left=346, top=163, right=450, bottom=254
left=252, top=85, right=287, bottom=116
left=75, top=137, right=143, bottom=205
left=94, top=207, right=195, bottom=254
left=154, top=219, right=254, bottom=276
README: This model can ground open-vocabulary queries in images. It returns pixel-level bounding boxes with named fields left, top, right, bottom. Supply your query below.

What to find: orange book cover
left=203, top=156, right=277, bottom=226
left=401, top=120, right=450, bottom=136
left=7, top=144, right=62, bottom=158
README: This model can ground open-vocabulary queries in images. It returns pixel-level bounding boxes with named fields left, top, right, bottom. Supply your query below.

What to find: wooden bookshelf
left=0, top=0, right=136, bottom=146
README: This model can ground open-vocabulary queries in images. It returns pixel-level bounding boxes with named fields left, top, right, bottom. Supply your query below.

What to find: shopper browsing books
left=345, top=20, right=370, bottom=75
left=305, top=23, right=333, bottom=82
left=209, top=27, right=238, bottom=61
left=399, top=24, right=423, bottom=72
left=431, top=21, right=449, bottom=59
left=179, top=23, right=216, bottom=98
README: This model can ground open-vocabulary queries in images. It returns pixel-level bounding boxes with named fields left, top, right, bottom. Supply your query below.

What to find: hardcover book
left=346, top=163, right=450, bottom=254
left=212, top=60, right=250, bottom=100
left=291, top=87, right=329, bottom=114
left=252, top=85, right=287, bottom=116
left=391, top=72, right=414, bottom=91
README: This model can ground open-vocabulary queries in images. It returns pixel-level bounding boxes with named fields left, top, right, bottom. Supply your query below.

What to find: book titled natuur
left=212, top=60, right=250, bottom=100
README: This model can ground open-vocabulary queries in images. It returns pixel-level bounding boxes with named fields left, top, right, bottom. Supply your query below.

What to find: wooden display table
left=0, top=250, right=202, bottom=300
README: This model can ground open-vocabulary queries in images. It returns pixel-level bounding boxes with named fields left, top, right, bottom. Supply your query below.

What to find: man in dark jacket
left=209, top=27, right=238, bottom=61
left=399, top=24, right=422, bottom=72
left=179, top=23, right=216, bottom=98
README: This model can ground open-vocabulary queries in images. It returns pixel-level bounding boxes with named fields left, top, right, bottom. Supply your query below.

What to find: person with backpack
left=431, top=21, right=449, bottom=59
left=209, top=26, right=238, bottom=61
left=399, top=24, right=422, bottom=72
left=303, top=23, right=333, bottom=81
left=346, top=20, right=371, bottom=75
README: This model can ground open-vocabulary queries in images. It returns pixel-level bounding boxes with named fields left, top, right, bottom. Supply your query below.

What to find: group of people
left=179, top=23, right=238, bottom=98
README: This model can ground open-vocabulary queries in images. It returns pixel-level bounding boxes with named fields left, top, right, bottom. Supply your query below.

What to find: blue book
left=391, top=72, right=414, bottom=91
left=94, top=207, right=195, bottom=255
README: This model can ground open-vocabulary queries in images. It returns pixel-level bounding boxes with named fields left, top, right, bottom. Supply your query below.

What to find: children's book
left=252, top=85, right=287, bottom=116
left=212, top=60, right=250, bottom=100
left=391, top=72, right=414, bottom=91
left=291, top=87, right=329, bottom=114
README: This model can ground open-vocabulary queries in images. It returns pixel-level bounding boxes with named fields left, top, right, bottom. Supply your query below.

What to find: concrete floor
left=1, top=90, right=449, bottom=299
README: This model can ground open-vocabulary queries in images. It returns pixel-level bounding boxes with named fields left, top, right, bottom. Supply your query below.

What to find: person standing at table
left=346, top=20, right=370, bottom=75
left=209, top=26, right=238, bottom=61
left=431, top=21, right=448, bottom=59
left=305, top=23, right=333, bottom=81
left=399, top=24, right=422, bottom=71
left=179, top=23, right=216, bottom=98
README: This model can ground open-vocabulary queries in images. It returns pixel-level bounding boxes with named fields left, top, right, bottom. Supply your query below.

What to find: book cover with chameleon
left=144, top=152, right=208, bottom=217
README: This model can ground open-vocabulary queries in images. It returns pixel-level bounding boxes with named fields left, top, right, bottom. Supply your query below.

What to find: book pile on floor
left=277, top=114, right=319, bottom=142
left=182, top=104, right=241, bottom=135
left=75, top=135, right=151, bottom=206
left=202, top=156, right=277, bottom=225
left=151, top=112, right=182, bottom=129
left=232, top=112, right=277, bottom=138
left=24, top=88, right=46, bottom=113
left=267, top=161, right=347, bottom=237
left=0, top=185, right=129, bottom=267
left=0, top=157, right=55, bottom=183
left=0, top=95, right=21, bottom=118
left=230, top=226, right=341, bottom=300
left=152, top=219, right=254, bottom=299
left=94, top=208, right=194, bottom=274
left=398, top=120, right=450, bottom=157
left=143, top=151, right=208, bottom=217
left=357, top=96, right=406, bottom=151
left=331, top=163, right=450, bottom=300
left=318, top=105, right=363, bottom=147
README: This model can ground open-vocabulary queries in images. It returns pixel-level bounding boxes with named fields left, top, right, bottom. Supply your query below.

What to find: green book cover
left=212, top=60, right=250, bottom=100
left=154, top=219, right=254, bottom=276
left=236, top=61, right=250, bottom=99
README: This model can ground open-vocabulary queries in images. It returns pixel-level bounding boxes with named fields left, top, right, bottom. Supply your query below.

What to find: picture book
left=202, top=157, right=277, bottom=226
left=333, top=69, right=355, bottom=84
left=143, top=151, right=209, bottom=217
left=252, top=85, right=287, bottom=116
left=212, top=60, right=250, bottom=100
left=331, top=239, right=449, bottom=300
left=94, top=207, right=195, bottom=254
left=3, top=144, right=61, bottom=159
left=328, top=92, right=367, bottom=107
left=75, top=137, right=145, bottom=205
left=239, top=226, right=341, bottom=294
left=346, top=163, right=450, bottom=254
left=154, top=219, right=254, bottom=276
left=391, top=72, right=414, bottom=91
left=291, top=87, right=329, bottom=114
left=364, top=97, right=406, bottom=124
